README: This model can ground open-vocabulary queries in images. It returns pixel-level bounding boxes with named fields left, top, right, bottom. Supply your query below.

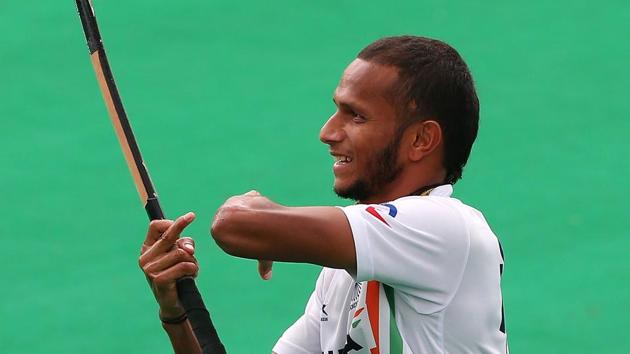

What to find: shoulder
left=395, top=194, right=467, bottom=220
left=341, top=194, right=470, bottom=243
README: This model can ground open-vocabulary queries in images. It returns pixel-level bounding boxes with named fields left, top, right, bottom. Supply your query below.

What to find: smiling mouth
left=332, top=154, right=353, bottom=165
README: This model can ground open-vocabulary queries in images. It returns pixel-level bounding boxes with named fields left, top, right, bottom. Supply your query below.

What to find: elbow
left=210, top=205, right=247, bottom=257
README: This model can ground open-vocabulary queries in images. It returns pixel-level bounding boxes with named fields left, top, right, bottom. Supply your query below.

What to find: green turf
left=1, top=0, right=628, bottom=353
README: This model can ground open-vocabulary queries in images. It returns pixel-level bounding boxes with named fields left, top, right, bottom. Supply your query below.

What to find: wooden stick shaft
left=75, top=1, right=225, bottom=352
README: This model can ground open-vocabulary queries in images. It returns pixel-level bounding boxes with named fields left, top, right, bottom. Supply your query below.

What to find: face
left=320, top=59, right=404, bottom=202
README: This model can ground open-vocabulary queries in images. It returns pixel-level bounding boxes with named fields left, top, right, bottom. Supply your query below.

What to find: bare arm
left=211, top=191, right=356, bottom=274
left=162, top=320, right=202, bottom=354
left=139, top=214, right=202, bottom=354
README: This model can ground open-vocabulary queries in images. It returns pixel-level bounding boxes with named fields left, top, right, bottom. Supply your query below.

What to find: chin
left=333, top=187, right=355, bottom=201
left=333, top=179, right=370, bottom=201
left=333, top=177, right=353, bottom=194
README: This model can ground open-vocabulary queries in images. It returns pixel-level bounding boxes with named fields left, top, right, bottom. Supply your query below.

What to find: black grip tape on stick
left=177, top=278, right=226, bottom=353
left=75, top=1, right=226, bottom=352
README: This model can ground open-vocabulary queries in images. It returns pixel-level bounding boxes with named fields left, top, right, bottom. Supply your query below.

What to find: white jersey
left=273, top=185, right=508, bottom=354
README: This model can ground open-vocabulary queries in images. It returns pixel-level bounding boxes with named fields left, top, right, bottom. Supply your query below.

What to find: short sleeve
left=272, top=272, right=323, bottom=353
left=341, top=197, right=470, bottom=314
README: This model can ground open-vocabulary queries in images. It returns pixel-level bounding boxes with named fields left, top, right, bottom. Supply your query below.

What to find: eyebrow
left=332, top=96, right=371, bottom=117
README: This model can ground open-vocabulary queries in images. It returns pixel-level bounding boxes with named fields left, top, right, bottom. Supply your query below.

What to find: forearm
left=211, top=196, right=356, bottom=271
left=140, top=215, right=225, bottom=354
left=162, top=319, right=202, bottom=354
left=214, top=205, right=322, bottom=260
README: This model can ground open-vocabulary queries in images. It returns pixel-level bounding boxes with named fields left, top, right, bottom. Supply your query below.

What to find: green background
left=1, top=0, right=628, bottom=353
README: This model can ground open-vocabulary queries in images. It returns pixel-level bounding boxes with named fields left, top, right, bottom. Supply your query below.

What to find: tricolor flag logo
left=365, top=204, right=397, bottom=227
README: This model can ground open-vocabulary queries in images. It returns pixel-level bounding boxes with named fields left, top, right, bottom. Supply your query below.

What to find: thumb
left=245, top=190, right=261, bottom=197
left=177, top=237, right=195, bottom=255
left=258, top=260, right=273, bottom=280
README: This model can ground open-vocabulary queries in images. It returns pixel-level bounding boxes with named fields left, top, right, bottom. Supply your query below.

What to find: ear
left=405, top=120, right=443, bottom=162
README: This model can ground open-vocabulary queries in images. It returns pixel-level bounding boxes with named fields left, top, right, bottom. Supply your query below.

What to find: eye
left=351, top=111, right=367, bottom=123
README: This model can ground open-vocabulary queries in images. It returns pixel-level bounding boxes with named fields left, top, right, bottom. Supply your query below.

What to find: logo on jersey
left=321, top=304, right=329, bottom=322
left=352, top=307, right=365, bottom=328
left=365, top=203, right=398, bottom=226
left=323, top=335, right=363, bottom=354
left=322, top=281, right=381, bottom=354
left=350, top=282, right=363, bottom=310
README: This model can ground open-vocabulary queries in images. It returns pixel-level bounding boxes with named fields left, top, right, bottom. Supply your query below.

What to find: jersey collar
left=427, top=184, right=453, bottom=197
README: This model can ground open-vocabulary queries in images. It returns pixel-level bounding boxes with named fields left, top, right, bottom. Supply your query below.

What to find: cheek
left=353, top=139, right=384, bottom=166
left=346, top=123, right=396, bottom=167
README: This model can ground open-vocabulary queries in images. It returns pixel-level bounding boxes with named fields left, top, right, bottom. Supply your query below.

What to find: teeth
left=333, top=155, right=352, bottom=163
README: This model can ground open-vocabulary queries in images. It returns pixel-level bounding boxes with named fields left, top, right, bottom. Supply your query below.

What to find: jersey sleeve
left=341, top=197, right=470, bottom=314
left=272, top=271, right=323, bottom=354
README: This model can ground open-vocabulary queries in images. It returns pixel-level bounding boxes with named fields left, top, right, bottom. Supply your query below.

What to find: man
left=139, top=36, right=508, bottom=353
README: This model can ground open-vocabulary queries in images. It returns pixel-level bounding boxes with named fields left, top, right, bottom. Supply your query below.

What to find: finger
left=142, top=219, right=173, bottom=251
left=177, top=237, right=195, bottom=255
left=153, top=262, right=199, bottom=290
left=245, top=190, right=260, bottom=197
left=144, top=248, right=198, bottom=275
left=160, top=212, right=195, bottom=245
left=258, top=260, right=273, bottom=280
left=139, top=213, right=195, bottom=265
left=154, top=212, right=195, bottom=252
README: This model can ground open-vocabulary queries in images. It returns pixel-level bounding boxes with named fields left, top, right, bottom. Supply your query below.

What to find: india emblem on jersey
left=346, top=281, right=403, bottom=354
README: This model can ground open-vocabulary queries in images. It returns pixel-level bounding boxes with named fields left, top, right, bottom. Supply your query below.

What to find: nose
left=319, top=111, right=345, bottom=145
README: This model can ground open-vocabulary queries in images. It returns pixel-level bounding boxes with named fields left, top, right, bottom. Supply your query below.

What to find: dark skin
left=139, top=59, right=447, bottom=353
left=139, top=213, right=202, bottom=354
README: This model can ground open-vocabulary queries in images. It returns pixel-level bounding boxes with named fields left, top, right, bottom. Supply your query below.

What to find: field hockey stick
left=75, top=1, right=225, bottom=352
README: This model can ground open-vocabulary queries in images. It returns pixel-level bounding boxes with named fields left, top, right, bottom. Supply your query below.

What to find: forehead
left=334, top=59, right=400, bottom=110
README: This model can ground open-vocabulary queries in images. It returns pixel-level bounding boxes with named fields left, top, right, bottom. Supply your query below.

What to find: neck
left=358, top=173, right=446, bottom=204
left=410, top=182, right=448, bottom=196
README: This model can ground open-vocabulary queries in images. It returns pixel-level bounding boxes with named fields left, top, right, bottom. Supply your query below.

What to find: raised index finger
left=153, top=212, right=196, bottom=253
left=140, top=212, right=196, bottom=263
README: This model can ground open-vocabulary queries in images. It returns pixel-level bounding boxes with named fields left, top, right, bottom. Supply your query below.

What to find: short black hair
left=357, top=35, right=479, bottom=184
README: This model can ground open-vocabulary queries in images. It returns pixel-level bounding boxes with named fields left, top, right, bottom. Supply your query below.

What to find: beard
left=334, top=135, right=403, bottom=202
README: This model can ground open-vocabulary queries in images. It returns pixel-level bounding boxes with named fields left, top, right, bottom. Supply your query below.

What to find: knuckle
left=149, top=220, right=162, bottom=229
left=186, top=262, right=198, bottom=273
left=174, top=216, right=186, bottom=225
left=175, top=248, right=187, bottom=259
left=176, top=262, right=193, bottom=273
left=153, top=274, right=168, bottom=286
left=150, top=219, right=173, bottom=231
left=138, top=254, right=150, bottom=268
left=187, top=254, right=198, bottom=264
